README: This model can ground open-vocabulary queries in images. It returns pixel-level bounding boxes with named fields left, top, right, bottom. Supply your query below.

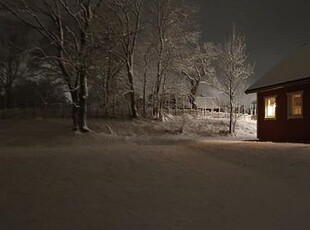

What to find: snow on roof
left=195, top=97, right=219, bottom=109
left=246, top=44, right=310, bottom=93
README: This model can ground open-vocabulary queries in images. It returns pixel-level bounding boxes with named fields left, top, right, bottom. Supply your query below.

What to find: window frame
left=287, top=91, right=303, bottom=119
left=264, top=95, right=277, bottom=120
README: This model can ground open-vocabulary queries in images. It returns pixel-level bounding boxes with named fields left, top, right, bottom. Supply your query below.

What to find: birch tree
left=216, top=25, right=254, bottom=134
left=105, top=0, right=143, bottom=118
left=141, top=43, right=153, bottom=117
left=148, top=0, right=199, bottom=118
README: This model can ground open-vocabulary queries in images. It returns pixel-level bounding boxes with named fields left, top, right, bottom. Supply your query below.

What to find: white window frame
left=264, top=95, right=277, bottom=120
left=287, top=91, right=303, bottom=119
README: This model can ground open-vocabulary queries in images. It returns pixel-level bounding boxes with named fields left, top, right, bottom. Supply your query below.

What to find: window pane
left=265, top=96, right=276, bottom=119
left=288, top=92, right=302, bottom=118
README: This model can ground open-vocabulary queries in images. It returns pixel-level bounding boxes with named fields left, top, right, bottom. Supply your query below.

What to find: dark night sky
left=193, top=0, right=310, bottom=84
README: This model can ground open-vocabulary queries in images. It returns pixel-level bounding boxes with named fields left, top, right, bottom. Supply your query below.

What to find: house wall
left=257, top=82, right=310, bottom=143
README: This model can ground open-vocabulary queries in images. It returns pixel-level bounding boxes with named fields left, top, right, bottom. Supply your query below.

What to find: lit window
left=287, top=91, right=303, bottom=119
left=264, top=96, right=276, bottom=119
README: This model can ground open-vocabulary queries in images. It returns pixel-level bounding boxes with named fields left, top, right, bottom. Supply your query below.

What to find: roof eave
left=245, top=77, right=310, bottom=94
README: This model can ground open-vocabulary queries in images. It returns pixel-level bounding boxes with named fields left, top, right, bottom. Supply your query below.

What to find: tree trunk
left=189, top=82, right=199, bottom=110
left=112, top=94, right=116, bottom=118
left=153, top=81, right=161, bottom=118
left=104, top=53, right=113, bottom=117
left=229, top=96, right=234, bottom=134
left=4, top=87, right=12, bottom=109
left=79, top=73, right=90, bottom=132
left=142, top=62, right=147, bottom=118
left=103, top=74, right=109, bottom=117
left=153, top=26, right=164, bottom=119
left=70, top=90, right=79, bottom=131
left=188, top=95, right=197, bottom=110
left=127, top=62, right=138, bottom=118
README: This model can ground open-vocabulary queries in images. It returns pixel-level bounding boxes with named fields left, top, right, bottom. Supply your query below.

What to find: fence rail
left=0, top=106, right=257, bottom=120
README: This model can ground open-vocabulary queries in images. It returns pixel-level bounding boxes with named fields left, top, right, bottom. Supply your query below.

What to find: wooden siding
left=257, top=82, right=310, bottom=143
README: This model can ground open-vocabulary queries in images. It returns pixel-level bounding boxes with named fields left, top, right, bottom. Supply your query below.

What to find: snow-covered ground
left=89, top=113, right=257, bottom=141
left=1, top=117, right=310, bottom=229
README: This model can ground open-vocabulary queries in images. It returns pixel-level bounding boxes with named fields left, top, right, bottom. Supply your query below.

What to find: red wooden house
left=246, top=45, right=310, bottom=143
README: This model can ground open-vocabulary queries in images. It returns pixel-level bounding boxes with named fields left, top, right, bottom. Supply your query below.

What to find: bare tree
left=216, top=25, right=254, bottom=134
left=179, top=42, right=217, bottom=109
left=0, top=0, right=105, bottom=132
left=141, top=44, right=153, bottom=117
left=90, top=50, right=123, bottom=117
left=148, top=0, right=199, bottom=118
left=105, top=0, right=143, bottom=118
left=0, top=15, right=32, bottom=109
left=0, top=37, right=26, bottom=109
left=134, top=26, right=156, bottom=118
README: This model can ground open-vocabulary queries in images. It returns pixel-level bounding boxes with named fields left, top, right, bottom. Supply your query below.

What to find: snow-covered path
left=1, top=135, right=310, bottom=230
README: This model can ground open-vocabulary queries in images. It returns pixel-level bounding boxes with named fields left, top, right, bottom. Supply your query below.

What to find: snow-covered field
left=1, top=117, right=310, bottom=229
left=90, top=113, right=257, bottom=140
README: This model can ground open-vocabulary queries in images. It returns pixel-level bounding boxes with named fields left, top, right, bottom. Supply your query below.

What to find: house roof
left=195, top=97, right=219, bottom=109
left=246, top=44, right=310, bottom=94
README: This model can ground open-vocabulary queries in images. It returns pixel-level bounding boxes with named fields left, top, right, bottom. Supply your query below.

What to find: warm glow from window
left=264, top=96, right=276, bottom=119
left=288, top=91, right=303, bottom=119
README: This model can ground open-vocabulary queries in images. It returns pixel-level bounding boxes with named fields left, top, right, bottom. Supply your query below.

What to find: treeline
left=0, top=0, right=254, bottom=133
